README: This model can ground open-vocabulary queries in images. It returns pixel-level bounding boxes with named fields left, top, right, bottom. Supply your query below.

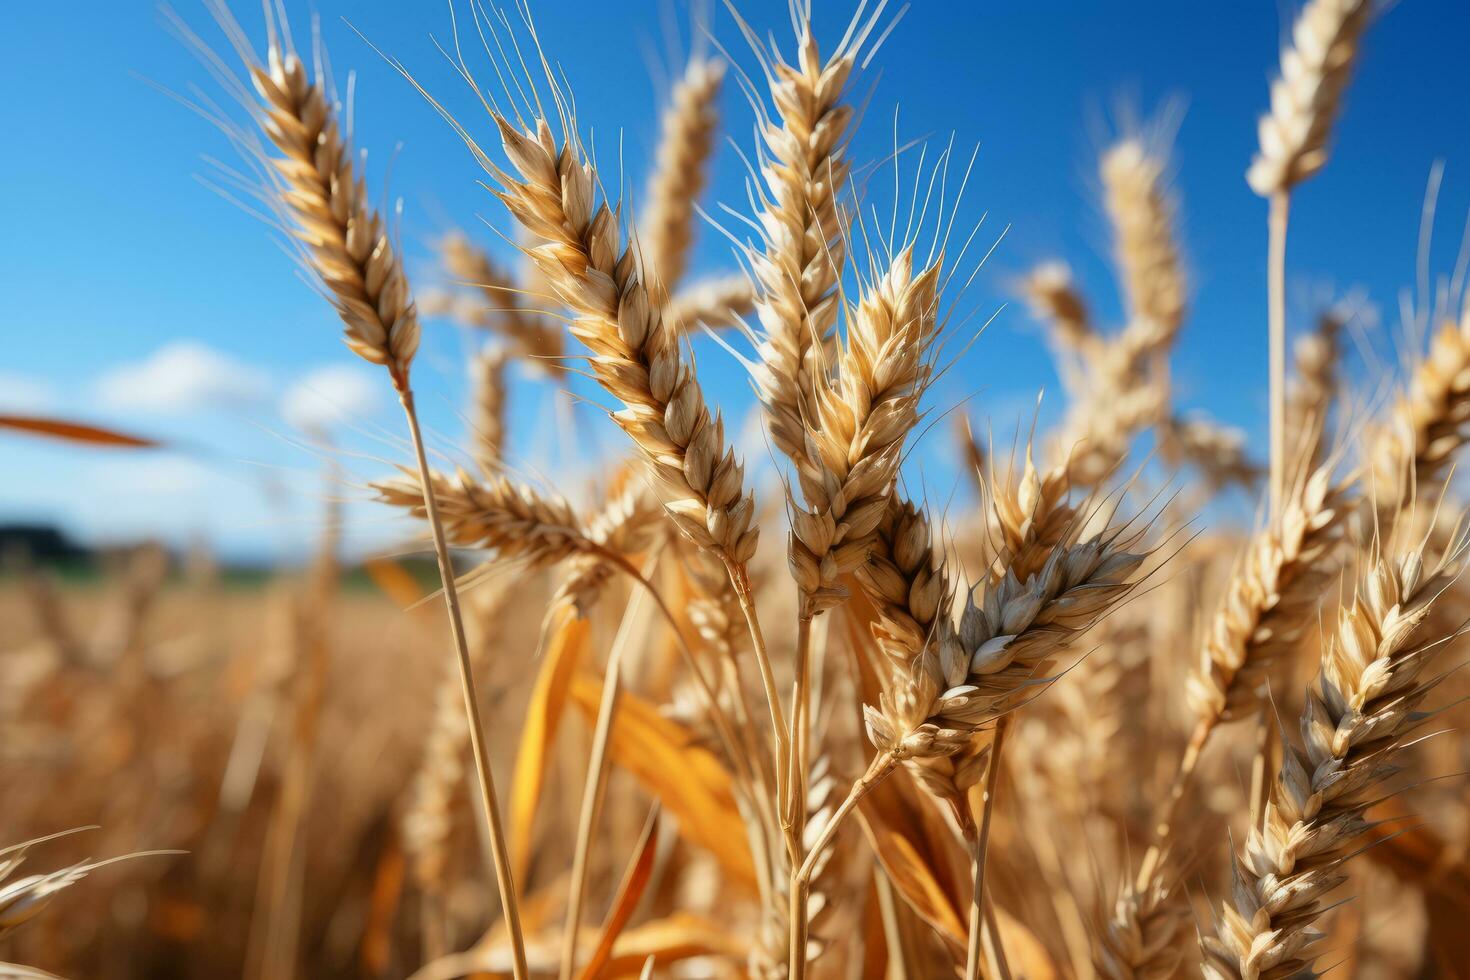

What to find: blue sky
left=2, top=1, right=1468, bottom=563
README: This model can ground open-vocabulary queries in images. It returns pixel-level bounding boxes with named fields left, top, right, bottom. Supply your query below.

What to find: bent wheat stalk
left=228, top=22, right=529, bottom=976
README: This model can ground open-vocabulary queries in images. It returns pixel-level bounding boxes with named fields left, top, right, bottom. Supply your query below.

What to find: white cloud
left=280, top=364, right=384, bottom=433
left=0, top=372, right=57, bottom=413
left=95, top=342, right=270, bottom=414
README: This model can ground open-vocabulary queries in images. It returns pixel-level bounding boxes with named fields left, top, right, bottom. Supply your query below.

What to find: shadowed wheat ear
left=641, top=57, right=726, bottom=291
left=1201, top=528, right=1466, bottom=979
left=669, top=273, right=757, bottom=333
left=1096, top=878, right=1188, bottom=980
left=1372, top=302, right=1470, bottom=507
left=552, top=480, right=666, bottom=616
left=470, top=345, right=508, bottom=472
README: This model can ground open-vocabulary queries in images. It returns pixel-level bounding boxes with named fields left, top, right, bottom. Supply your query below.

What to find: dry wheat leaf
left=568, top=673, right=756, bottom=890
left=598, top=912, right=747, bottom=976
left=0, top=414, right=161, bottom=449
left=577, top=803, right=661, bottom=980
left=510, top=607, right=591, bottom=884
left=363, top=557, right=431, bottom=612
left=410, top=913, right=741, bottom=980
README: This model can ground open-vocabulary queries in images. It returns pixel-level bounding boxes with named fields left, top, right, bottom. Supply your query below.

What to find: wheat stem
left=1134, top=717, right=1209, bottom=890
left=557, top=578, right=648, bottom=980
left=786, top=611, right=816, bottom=979
left=1267, top=192, right=1291, bottom=520
left=796, top=752, right=898, bottom=885
left=398, top=389, right=527, bottom=980
left=965, top=718, right=1010, bottom=980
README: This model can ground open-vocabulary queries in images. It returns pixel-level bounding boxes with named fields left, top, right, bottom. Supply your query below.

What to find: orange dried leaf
left=510, top=606, right=590, bottom=884
left=0, top=414, right=161, bottom=449
left=578, top=804, right=660, bottom=980
left=569, top=673, right=756, bottom=890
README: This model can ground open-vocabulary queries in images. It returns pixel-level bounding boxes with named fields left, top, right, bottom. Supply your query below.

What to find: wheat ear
left=1095, top=878, right=1188, bottom=980
left=470, top=345, right=508, bottom=472
left=669, top=274, right=757, bottom=333
left=1373, top=304, right=1470, bottom=505
left=233, top=23, right=527, bottom=976
left=749, top=18, right=856, bottom=471
left=1102, top=138, right=1185, bottom=359
left=788, top=248, right=943, bottom=614
left=374, top=468, right=594, bottom=570
left=1202, top=531, right=1465, bottom=979
left=1250, top=0, right=1370, bottom=518
left=865, top=496, right=1146, bottom=805
left=441, top=231, right=565, bottom=374
left=1132, top=457, right=1345, bottom=890
left=488, top=113, right=758, bottom=569
left=482, top=110, right=789, bottom=814
left=1246, top=0, right=1372, bottom=198
left=641, top=57, right=725, bottom=290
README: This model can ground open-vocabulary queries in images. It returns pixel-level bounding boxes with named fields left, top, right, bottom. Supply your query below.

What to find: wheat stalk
left=223, top=15, right=529, bottom=974
left=641, top=57, right=725, bottom=290
left=1201, top=531, right=1465, bottom=979
left=1249, top=0, right=1370, bottom=519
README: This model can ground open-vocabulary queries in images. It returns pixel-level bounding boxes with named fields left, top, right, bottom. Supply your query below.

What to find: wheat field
left=3, top=1, right=1470, bottom=978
